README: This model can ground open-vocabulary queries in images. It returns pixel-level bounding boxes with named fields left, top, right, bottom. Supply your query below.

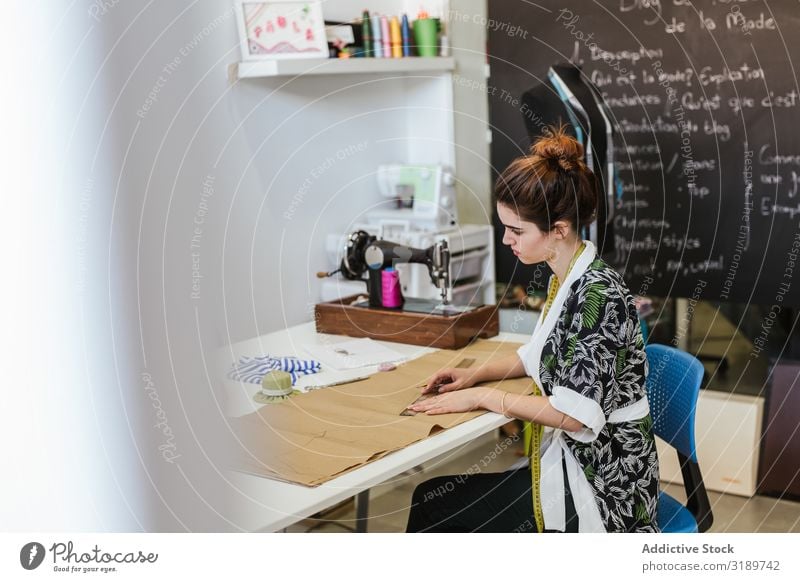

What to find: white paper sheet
left=303, top=337, right=406, bottom=370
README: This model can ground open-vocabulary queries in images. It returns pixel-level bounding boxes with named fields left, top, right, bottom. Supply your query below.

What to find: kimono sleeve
left=549, top=281, right=625, bottom=443
left=516, top=341, right=535, bottom=378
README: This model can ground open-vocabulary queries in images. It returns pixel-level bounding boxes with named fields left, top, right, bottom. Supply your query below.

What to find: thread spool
left=371, top=14, right=383, bottom=57
left=381, top=268, right=403, bottom=308
left=412, top=17, right=438, bottom=57
left=401, top=14, right=411, bottom=57
left=390, top=16, right=402, bottom=58
left=380, top=15, right=391, bottom=58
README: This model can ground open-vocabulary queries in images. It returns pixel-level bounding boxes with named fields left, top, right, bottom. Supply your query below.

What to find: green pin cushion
left=254, top=371, right=296, bottom=404
left=261, top=370, right=292, bottom=393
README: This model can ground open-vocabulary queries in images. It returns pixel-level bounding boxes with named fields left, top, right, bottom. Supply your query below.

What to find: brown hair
left=495, top=125, right=598, bottom=232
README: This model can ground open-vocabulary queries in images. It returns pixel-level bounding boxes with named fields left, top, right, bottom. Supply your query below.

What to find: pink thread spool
left=381, top=268, right=403, bottom=308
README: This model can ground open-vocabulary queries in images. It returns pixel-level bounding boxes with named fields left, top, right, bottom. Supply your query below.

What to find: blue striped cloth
left=227, top=355, right=321, bottom=385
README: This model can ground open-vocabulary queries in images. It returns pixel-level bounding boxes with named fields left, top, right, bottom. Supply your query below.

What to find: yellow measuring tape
left=522, top=243, right=585, bottom=533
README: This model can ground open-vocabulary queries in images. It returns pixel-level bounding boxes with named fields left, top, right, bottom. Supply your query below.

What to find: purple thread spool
left=381, top=268, right=403, bottom=308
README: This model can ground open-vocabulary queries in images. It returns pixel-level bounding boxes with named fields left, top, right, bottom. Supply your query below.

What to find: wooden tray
left=314, top=295, right=499, bottom=349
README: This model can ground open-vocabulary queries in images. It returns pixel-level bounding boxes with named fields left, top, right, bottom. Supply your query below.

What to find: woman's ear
left=552, top=221, right=570, bottom=240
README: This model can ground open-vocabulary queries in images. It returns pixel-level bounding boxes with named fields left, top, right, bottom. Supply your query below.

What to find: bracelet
left=558, top=412, right=566, bottom=429
left=500, top=391, right=512, bottom=419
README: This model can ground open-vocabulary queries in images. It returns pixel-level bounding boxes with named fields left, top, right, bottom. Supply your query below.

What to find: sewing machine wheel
left=341, top=230, right=373, bottom=280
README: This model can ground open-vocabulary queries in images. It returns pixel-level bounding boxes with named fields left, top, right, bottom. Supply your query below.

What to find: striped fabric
left=227, top=355, right=321, bottom=385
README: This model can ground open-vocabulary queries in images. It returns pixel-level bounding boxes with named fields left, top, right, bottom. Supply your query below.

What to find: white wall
left=94, top=0, right=489, bottom=347
left=450, top=0, right=492, bottom=226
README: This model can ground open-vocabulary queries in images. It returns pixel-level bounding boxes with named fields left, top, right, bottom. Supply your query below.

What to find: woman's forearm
left=471, top=353, right=527, bottom=384
left=477, top=388, right=583, bottom=432
left=467, top=353, right=582, bottom=430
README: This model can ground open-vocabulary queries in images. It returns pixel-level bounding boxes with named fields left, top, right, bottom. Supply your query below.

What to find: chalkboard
left=487, top=0, right=800, bottom=307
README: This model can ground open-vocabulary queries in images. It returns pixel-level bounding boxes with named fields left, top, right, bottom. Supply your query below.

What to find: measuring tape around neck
left=524, top=242, right=585, bottom=532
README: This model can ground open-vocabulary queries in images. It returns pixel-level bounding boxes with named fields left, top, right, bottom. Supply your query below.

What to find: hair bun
left=531, top=125, right=584, bottom=173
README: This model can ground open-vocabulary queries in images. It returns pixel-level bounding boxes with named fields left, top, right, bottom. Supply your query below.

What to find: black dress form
left=519, top=64, right=616, bottom=256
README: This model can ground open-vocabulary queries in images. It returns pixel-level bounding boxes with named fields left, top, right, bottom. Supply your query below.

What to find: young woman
left=405, top=127, right=659, bottom=533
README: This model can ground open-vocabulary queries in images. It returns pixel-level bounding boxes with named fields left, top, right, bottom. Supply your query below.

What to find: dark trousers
left=406, top=465, right=579, bottom=533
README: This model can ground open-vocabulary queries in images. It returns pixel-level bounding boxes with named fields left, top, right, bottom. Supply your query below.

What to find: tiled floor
left=286, top=429, right=800, bottom=533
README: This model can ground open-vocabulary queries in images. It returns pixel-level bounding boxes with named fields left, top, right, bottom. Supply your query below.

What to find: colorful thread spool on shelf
left=412, top=14, right=438, bottom=57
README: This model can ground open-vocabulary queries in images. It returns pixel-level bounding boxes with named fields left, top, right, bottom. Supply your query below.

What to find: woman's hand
left=422, top=367, right=480, bottom=394
left=407, top=387, right=488, bottom=415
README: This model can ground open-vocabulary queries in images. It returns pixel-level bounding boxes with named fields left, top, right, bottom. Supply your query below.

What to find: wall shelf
left=231, top=57, right=455, bottom=79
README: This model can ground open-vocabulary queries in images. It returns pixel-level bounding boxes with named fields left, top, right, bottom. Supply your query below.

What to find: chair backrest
left=645, top=344, right=705, bottom=463
left=645, top=343, right=713, bottom=532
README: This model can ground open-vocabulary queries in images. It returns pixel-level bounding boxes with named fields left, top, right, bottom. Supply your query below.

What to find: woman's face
left=496, top=203, right=553, bottom=265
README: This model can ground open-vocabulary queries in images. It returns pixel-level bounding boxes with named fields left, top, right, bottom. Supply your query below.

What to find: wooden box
left=314, top=295, right=499, bottom=349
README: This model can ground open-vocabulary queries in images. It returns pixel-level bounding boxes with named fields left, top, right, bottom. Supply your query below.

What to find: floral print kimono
left=517, top=241, right=660, bottom=532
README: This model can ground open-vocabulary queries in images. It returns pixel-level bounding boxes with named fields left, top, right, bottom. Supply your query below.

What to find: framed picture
left=233, top=1, right=328, bottom=61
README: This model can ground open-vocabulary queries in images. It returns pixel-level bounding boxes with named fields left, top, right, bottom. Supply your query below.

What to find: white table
left=221, top=321, right=531, bottom=532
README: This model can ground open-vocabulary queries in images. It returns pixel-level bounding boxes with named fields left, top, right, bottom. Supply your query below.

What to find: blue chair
left=645, top=344, right=713, bottom=533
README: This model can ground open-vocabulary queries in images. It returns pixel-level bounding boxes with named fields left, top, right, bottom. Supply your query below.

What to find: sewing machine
left=317, top=229, right=475, bottom=315
left=314, top=227, right=500, bottom=348
left=313, top=164, right=498, bottom=348
left=315, top=261, right=496, bottom=350
left=321, top=164, right=495, bottom=308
